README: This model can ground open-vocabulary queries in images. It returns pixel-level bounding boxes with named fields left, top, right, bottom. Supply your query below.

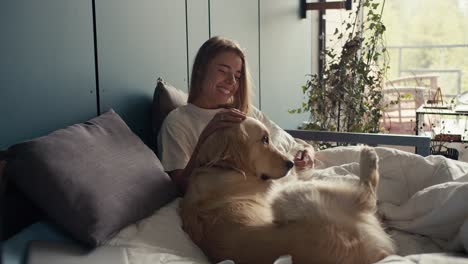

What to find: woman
left=158, top=36, right=313, bottom=193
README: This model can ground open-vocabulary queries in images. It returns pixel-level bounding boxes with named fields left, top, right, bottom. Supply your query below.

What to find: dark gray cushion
left=152, top=78, right=187, bottom=150
left=5, top=110, right=177, bottom=246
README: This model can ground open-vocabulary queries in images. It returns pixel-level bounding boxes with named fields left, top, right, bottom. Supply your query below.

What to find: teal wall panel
left=95, top=0, right=187, bottom=145
left=0, top=0, right=318, bottom=149
left=210, top=0, right=260, bottom=107
left=187, top=0, right=210, bottom=85
left=0, top=0, right=97, bottom=149
left=259, top=0, right=313, bottom=129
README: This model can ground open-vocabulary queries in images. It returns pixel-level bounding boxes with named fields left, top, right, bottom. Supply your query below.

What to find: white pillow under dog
left=107, top=198, right=209, bottom=264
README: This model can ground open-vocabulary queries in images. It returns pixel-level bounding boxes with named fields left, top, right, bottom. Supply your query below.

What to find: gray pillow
left=152, top=78, right=188, bottom=151
left=5, top=109, right=177, bottom=246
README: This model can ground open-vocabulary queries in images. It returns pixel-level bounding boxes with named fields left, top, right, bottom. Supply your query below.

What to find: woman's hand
left=198, top=108, right=246, bottom=145
left=294, top=149, right=314, bottom=170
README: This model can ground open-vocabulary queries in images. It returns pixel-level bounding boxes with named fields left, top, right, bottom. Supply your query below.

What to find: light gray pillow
left=5, top=109, right=177, bottom=246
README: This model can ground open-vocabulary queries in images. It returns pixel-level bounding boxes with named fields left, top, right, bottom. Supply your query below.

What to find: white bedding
left=107, top=146, right=468, bottom=264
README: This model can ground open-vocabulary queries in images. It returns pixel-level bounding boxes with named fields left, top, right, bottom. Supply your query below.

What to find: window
left=321, top=0, right=468, bottom=99
left=383, top=0, right=468, bottom=99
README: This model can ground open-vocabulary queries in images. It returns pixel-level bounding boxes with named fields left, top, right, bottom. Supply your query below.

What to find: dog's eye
left=262, top=135, right=269, bottom=145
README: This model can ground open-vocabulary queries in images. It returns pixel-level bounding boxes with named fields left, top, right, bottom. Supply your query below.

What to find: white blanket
left=107, top=146, right=468, bottom=263
left=315, top=146, right=468, bottom=256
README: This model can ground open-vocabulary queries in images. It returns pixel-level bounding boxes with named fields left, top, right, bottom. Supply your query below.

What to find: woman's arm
left=167, top=143, right=202, bottom=194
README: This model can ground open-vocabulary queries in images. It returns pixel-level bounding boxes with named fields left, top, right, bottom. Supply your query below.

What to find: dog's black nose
left=285, top=160, right=294, bottom=169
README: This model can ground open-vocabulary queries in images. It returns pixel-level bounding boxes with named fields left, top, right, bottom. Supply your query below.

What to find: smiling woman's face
left=193, top=51, right=243, bottom=109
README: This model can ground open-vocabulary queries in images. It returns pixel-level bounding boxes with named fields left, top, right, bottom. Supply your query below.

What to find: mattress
left=2, top=221, right=73, bottom=264
left=26, top=240, right=126, bottom=264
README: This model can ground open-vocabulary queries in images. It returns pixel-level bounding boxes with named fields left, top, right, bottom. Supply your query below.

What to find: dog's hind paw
left=360, top=147, right=378, bottom=168
left=359, top=147, right=379, bottom=187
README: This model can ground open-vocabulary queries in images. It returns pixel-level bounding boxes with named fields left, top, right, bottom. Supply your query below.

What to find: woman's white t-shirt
left=157, top=103, right=297, bottom=172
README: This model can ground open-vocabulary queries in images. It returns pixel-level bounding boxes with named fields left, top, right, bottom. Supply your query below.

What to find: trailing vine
left=290, top=0, right=389, bottom=133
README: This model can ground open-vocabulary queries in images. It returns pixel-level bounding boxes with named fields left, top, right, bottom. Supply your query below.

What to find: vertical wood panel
left=95, top=0, right=187, bottom=143
left=187, top=0, right=210, bottom=86
left=210, top=0, right=260, bottom=107
left=260, top=0, right=315, bottom=129
left=0, top=0, right=96, bottom=149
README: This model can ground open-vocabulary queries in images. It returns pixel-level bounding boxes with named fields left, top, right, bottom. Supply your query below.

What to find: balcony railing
left=387, top=44, right=468, bottom=99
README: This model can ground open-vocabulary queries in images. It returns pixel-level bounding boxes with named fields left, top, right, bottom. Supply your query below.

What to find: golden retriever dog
left=180, top=117, right=395, bottom=264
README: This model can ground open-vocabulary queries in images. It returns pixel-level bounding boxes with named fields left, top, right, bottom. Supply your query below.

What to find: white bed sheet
left=106, top=198, right=209, bottom=264
left=107, top=146, right=468, bottom=264
left=315, top=147, right=468, bottom=254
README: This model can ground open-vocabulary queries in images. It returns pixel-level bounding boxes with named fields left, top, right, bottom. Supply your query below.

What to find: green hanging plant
left=290, top=0, right=389, bottom=133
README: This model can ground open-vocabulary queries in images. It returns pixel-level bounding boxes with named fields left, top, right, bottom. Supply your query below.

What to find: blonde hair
left=188, top=36, right=251, bottom=114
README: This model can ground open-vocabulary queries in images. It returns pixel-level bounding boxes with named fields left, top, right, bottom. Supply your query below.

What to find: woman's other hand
left=294, top=149, right=314, bottom=170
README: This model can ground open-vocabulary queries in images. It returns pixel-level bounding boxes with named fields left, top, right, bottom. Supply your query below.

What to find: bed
left=100, top=146, right=468, bottom=264
left=2, top=79, right=468, bottom=264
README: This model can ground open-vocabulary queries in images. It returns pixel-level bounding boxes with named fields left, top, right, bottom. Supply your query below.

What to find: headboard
left=286, top=130, right=431, bottom=156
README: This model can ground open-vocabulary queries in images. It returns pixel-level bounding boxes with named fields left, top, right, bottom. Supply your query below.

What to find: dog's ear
left=195, top=126, right=248, bottom=170
left=196, top=128, right=232, bottom=167
left=222, top=126, right=248, bottom=170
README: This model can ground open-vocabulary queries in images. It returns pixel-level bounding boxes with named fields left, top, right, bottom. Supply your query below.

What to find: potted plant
left=290, top=0, right=388, bottom=134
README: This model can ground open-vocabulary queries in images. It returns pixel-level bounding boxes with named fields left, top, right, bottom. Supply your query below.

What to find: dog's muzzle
left=260, top=160, right=294, bottom=180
